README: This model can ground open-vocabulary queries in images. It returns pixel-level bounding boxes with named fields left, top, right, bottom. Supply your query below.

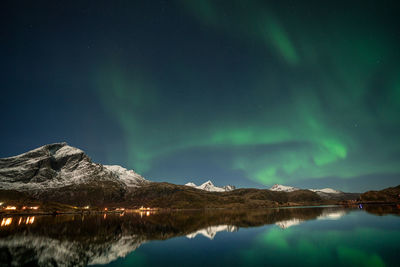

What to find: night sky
left=1, top=1, right=400, bottom=192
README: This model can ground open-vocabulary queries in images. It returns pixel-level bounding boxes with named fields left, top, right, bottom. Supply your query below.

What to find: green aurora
left=2, top=0, right=399, bottom=191
left=94, top=1, right=400, bottom=190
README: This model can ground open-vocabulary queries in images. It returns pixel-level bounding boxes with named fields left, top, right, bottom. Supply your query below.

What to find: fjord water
left=0, top=206, right=399, bottom=266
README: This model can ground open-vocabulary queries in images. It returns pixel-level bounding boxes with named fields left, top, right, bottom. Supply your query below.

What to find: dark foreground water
left=0, top=205, right=399, bottom=267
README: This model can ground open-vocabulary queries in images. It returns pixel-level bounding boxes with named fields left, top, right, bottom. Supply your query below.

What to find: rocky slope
left=360, top=185, right=400, bottom=203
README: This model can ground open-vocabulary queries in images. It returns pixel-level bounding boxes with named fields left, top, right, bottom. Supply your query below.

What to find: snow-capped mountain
left=185, top=180, right=235, bottom=192
left=269, top=184, right=300, bottom=192
left=222, top=185, right=236, bottom=191
left=186, top=225, right=238, bottom=239
left=269, top=184, right=342, bottom=194
left=0, top=142, right=148, bottom=192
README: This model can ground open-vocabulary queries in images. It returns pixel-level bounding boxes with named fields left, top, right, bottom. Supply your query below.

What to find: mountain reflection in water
left=0, top=206, right=399, bottom=266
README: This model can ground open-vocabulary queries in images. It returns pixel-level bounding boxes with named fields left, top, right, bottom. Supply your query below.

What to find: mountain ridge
left=0, top=143, right=374, bottom=209
left=270, top=184, right=344, bottom=194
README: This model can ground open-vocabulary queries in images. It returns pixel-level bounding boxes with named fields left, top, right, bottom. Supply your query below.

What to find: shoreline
left=1, top=202, right=398, bottom=217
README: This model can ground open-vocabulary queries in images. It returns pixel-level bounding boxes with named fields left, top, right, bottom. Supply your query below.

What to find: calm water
left=0, top=206, right=399, bottom=266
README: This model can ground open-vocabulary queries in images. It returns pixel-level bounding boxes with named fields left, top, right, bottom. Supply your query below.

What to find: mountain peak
left=185, top=180, right=234, bottom=192
left=270, top=184, right=300, bottom=192
left=2, top=142, right=83, bottom=160
left=201, top=180, right=214, bottom=186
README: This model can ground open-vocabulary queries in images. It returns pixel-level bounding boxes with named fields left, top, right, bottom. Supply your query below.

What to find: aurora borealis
left=2, top=1, right=400, bottom=191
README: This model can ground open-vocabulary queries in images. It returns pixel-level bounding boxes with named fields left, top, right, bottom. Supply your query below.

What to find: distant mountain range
left=185, top=181, right=235, bottom=192
left=0, top=143, right=397, bottom=209
left=269, top=184, right=359, bottom=201
left=269, top=184, right=342, bottom=194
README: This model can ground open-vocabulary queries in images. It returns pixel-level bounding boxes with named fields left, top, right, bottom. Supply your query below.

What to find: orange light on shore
left=5, top=206, right=16, bottom=210
left=139, top=206, right=153, bottom=211
left=1, top=218, right=12, bottom=226
left=104, top=208, right=108, bottom=211
left=29, top=206, right=39, bottom=210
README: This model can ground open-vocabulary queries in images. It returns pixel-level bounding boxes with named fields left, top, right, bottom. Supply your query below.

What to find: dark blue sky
left=1, top=1, right=400, bottom=191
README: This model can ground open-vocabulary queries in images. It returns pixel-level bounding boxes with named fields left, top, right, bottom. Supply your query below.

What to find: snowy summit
left=269, top=184, right=300, bottom=192
left=185, top=180, right=235, bottom=192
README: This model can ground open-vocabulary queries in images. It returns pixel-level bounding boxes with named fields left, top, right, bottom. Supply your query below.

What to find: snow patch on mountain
left=222, top=185, right=236, bottom=191
left=104, top=165, right=147, bottom=187
left=185, top=180, right=235, bottom=192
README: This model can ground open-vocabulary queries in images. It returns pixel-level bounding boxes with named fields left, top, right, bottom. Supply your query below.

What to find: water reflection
left=1, top=216, right=35, bottom=227
left=186, top=225, right=238, bottom=239
left=0, top=206, right=398, bottom=266
left=1, top=218, right=12, bottom=227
